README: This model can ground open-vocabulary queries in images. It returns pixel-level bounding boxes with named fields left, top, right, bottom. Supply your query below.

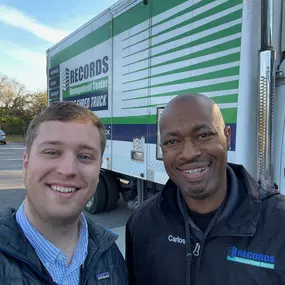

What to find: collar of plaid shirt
left=16, top=202, right=88, bottom=285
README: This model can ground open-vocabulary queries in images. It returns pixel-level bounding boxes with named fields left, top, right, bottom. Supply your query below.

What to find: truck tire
left=102, top=171, right=119, bottom=212
left=84, top=176, right=107, bottom=214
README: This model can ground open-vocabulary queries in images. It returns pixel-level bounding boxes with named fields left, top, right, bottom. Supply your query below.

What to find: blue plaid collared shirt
left=16, top=202, right=88, bottom=285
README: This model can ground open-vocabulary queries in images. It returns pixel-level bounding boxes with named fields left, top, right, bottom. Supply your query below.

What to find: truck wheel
left=102, top=171, right=119, bottom=212
left=84, top=177, right=107, bottom=214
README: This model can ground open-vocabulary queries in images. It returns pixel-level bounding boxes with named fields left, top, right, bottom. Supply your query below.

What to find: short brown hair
left=26, top=101, right=106, bottom=157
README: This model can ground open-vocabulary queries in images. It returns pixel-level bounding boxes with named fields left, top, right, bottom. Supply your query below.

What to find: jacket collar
left=0, top=209, right=117, bottom=279
left=158, top=163, right=279, bottom=237
left=0, top=208, right=52, bottom=281
left=84, top=217, right=117, bottom=268
left=211, top=163, right=278, bottom=237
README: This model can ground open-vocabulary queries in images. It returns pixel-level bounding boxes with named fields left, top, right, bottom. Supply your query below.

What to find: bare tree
left=0, top=73, right=27, bottom=110
left=25, top=91, right=48, bottom=118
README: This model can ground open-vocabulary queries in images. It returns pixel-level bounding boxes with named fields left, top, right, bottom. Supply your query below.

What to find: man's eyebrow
left=78, top=144, right=99, bottom=153
left=163, top=131, right=180, bottom=137
left=39, top=141, right=99, bottom=152
left=191, top=123, right=212, bottom=132
left=162, top=123, right=212, bottom=137
left=39, top=141, right=63, bottom=146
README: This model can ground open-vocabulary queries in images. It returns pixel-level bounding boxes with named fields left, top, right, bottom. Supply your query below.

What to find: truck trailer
left=46, top=0, right=285, bottom=213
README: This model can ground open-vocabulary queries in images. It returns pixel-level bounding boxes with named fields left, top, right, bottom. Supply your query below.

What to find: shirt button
left=58, top=255, right=65, bottom=262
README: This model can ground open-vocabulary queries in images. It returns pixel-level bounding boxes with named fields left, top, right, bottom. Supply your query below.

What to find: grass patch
left=7, top=135, right=25, bottom=143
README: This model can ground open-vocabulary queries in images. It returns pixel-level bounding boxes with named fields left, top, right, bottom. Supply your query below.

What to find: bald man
left=125, top=94, right=285, bottom=285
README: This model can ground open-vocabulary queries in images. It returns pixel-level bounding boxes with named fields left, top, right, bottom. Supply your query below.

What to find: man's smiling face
left=160, top=96, right=230, bottom=200
left=23, top=120, right=102, bottom=223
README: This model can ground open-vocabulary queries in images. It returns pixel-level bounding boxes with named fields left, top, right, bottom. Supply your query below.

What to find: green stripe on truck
left=100, top=108, right=237, bottom=125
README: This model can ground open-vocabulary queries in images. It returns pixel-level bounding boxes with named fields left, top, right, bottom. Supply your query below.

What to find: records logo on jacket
left=227, top=246, right=275, bottom=269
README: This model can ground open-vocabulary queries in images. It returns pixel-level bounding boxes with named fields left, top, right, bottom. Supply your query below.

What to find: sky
left=0, top=0, right=118, bottom=92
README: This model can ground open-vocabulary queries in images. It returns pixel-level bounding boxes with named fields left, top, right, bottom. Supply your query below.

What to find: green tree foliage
left=0, top=73, right=48, bottom=135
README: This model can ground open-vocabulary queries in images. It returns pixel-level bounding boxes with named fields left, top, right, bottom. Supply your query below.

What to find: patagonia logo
left=227, top=246, right=275, bottom=269
left=96, top=272, right=110, bottom=280
left=168, top=234, right=186, bottom=244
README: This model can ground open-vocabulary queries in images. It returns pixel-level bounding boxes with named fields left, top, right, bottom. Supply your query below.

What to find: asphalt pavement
left=0, top=142, right=131, bottom=255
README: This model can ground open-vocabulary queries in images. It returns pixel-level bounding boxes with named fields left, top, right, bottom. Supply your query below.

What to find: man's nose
left=56, top=153, right=78, bottom=176
left=179, top=139, right=202, bottom=161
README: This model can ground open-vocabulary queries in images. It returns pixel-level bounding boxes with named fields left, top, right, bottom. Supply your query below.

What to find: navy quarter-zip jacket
left=126, top=163, right=285, bottom=285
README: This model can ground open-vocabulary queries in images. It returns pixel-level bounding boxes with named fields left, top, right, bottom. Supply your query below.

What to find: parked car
left=0, top=130, right=6, bottom=144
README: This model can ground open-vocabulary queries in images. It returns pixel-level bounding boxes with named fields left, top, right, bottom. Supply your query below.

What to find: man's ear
left=224, top=126, right=231, bottom=150
left=23, top=151, right=29, bottom=176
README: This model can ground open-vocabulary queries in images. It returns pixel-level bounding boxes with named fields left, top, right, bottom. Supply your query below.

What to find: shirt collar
left=72, top=212, right=88, bottom=267
left=16, top=202, right=88, bottom=269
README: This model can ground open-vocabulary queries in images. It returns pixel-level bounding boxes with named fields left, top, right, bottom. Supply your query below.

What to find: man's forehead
left=162, top=101, right=212, bottom=124
left=171, top=95, right=211, bottom=111
left=37, top=120, right=98, bottom=134
left=160, top=98, right=225, bottom=134
left=35, top=120, right=99, bottom=143
left=39, top=119, right=92, bottom=127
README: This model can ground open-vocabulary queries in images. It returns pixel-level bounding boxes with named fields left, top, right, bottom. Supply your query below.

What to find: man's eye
left=164, top=140, right=177, bottom=145
left=198, top=133, right=213, bottom=139
left=79, top=154, right=92, bottom=160
left=44, top=150, right=58, bottom=156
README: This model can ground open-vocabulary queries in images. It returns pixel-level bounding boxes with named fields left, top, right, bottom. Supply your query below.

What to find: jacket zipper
left=185, top=242, right=201, bottom=285
left=192, top=193, right=231, bottom=285
left=191, top=232, right=254, bottom=285
left=186, top=242, right=201, bottom=281
left=193, top=241, right=204, bottom=285
left=80, top=264, right=85, bottom=285
left=0, top=247, right=56, bottom=284
left=81, top=236, right=117, bottom=285
left=193, top=243, right=200, bottom=257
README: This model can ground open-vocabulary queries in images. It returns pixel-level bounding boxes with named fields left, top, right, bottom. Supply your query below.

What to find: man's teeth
left=50, top=185, right=77, bottom=193
left=183, top=167, right=207, bottom=174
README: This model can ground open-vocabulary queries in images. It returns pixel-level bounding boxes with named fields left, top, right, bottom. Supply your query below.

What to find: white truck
left=46, top=0, right=285, bottom=213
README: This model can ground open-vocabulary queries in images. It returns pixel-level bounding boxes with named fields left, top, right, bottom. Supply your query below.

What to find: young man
left=126, top=94, right=285, bottom=285
left=0, top=102, right=127, bottom=284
